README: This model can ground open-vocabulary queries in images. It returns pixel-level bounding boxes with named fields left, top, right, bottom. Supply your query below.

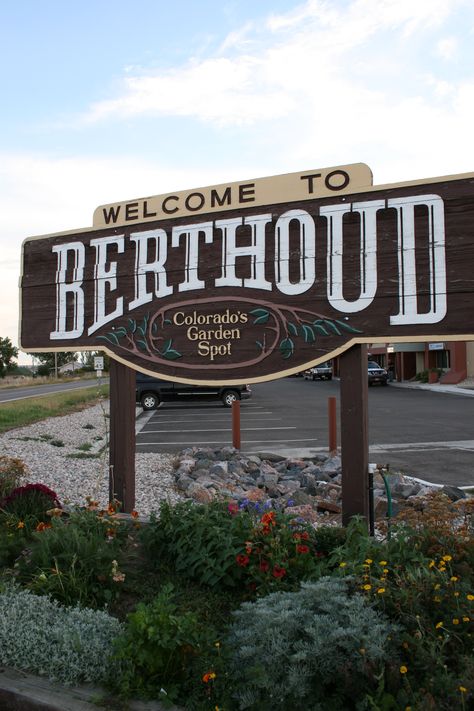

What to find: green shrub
left=109, top=583, right=208, bottom=703
left=141, top=500, right=254, bottom=588
left=142, top=500, right=324, bottom=594
left=0, top=584, right=122, bottom=685
left=15, top=508, right=127, bottom=608
left=0, top=483, right=61, bottom=529
left=222, top=577, right=398, bottom=711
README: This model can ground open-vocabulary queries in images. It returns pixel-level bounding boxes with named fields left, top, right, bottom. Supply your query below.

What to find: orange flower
left=202, top=671, right=216, bottom=683
left=261, top=511, right=276, bottom=526
left=296, top=544, right=310, bottom=554
left=35, top=522, right=52, bottom=532
left=131, top=510, right=139, bottom=519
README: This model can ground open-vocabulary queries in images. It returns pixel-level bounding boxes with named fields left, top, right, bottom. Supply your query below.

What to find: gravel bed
left=0, top=403, right=184, bottom=516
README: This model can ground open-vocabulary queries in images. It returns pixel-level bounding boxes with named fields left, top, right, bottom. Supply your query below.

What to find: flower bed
left=0, top=453, right=473, bottom=710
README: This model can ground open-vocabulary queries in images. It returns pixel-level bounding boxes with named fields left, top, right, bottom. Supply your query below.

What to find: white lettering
left=322, top=199, right=384, bottom=313
left=172, top=222, right=213, bottom=292
left=129, top=229, right=173, bottom=311
left=214, top=214, right=272, bottom=290
left=88, top=235, right=124, bottom=335
left=50, top=242, right=85, bottom=339
left=275, top=209, right=315, bottom=295
left=388, top=194, right=447, bottom=325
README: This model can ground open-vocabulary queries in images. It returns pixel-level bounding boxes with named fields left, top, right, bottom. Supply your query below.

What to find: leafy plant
left=0, top=584, right=122, bottom=685
left=223, top=577, right=398, bottom=710
left=141, top=500, right=254, bottom=589
left=14, top=508, right=128, bottom=608
left=109, top=583, right=207, bottom=703
left=0, top=483, right=61, bottom=529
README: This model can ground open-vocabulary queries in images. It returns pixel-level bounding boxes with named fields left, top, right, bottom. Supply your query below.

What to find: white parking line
left=136, top=437, right=317, bottom=446
left=141, top=426, right=297, bottom=433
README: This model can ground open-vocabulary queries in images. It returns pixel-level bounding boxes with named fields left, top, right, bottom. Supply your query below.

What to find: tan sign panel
left=93, top=163, right=373, bottom=228
left=19, top=168, right=474, bottom=384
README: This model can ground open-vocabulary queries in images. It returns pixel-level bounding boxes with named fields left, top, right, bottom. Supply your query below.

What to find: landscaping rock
left=172, top=447, right=440, bottom=523
left=441, top=485, right=467, bottom=501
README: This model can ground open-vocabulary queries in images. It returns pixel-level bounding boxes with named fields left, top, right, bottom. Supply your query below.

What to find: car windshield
left=368, top=361, right=381, bottom=369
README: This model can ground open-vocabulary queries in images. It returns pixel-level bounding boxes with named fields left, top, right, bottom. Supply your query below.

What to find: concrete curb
left=0, top=667, right=180, bottom=711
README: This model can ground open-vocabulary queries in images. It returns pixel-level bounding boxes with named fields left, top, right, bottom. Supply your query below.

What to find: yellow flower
left=467, top=594, right=474, bottom=601
left=442, top=555, right=452, bottom=561
left=459, top=686, right=467, bottom=693
left=359, top=648, right=366, bottom=654
left=400, top=665, right=408, bottom=674
left=428, top=560, right=435, bottom=568
left=379, top=560, right=388, bottom=566
left=214, top=641, right=221, bottom=648
left=405, top=707, right=412, bottom=711
left=453, top=618, right=460, bottom=625
left=454, top=591, right=460, bottom=597
left=435, top=621, right=443, bottom=629
left=434, top=583, right=441, bottom=590
left=339, top=562, right=347, bottom=568
left=363, top=584, right=372, bottom=590
left=365, top=558, right=373, bottom=564
left=463, top=617, right=470, bottom=622
left=202, top=671, right=216, bottom=683
left=16, top=521, right=25, bottom=529
left=377, top=588, right=386, bottom=594
left=450, top=575, right=459, bottom=582
left=383, top=569, right=389, bottom=574
left=434, top=596, right=441, bottom=602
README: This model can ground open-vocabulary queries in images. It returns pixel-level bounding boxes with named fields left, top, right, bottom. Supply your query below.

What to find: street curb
left=0, top=667, right=180, bottom=711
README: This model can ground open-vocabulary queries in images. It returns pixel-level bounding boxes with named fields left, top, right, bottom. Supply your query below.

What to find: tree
left=29, top=352, right=78, bottom=377
left=0, top=337, right=19, bottom=378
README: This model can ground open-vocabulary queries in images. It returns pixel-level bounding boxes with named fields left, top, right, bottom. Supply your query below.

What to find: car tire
left=141, top=392, right=161, bottom=410
left=221, top=390, right=240, bottom=407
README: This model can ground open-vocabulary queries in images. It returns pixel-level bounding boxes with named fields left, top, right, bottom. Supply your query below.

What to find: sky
left=2, top=0, right=474, bottom=363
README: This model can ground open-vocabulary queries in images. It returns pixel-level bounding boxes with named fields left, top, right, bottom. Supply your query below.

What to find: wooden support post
left=232, top=400, right=241, bottom=449
left=328, top=396, right=337, bottom=454
left=109, top=359, right=136, bottom=513
left=340, top=344, right=369, bottom=528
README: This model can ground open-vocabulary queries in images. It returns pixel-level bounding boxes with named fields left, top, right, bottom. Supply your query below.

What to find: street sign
left=93, top=356, right=104, bottom=370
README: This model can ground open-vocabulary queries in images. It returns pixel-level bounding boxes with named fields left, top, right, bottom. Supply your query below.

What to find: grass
left=0, top=385, right=109, bottom=433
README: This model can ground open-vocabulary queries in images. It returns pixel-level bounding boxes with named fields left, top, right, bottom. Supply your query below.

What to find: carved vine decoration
left=96, top=296, right=362, bottom=370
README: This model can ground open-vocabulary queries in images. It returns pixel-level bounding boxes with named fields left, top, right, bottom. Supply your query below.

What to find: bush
left=141, top=500, right=254, bottom=588
left=109, top=583, right=208, bottom=703
left=15, top=508, right=128, bottom=608
left=0, top=584, right=122, bottom=685
left=142, top=500, right=325, bottom=595
left=0, top=483, right=61, bottom=528
left=223, top=577, right=397, bottom=710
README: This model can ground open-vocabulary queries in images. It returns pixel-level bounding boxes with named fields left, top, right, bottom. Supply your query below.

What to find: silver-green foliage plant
left=0, top=585, right=123, bottom=685
left=224, top=577, right=398, bottom=711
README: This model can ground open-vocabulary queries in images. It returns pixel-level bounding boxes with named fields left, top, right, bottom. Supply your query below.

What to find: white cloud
left=436, top=36, right=459, bottom=60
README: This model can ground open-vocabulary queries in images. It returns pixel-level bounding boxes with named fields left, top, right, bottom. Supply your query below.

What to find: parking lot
left=136, top=377, right=474, bottom=487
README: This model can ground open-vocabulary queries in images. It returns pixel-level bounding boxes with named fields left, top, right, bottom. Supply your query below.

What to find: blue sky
left=2, top=0, right=474, bottom=361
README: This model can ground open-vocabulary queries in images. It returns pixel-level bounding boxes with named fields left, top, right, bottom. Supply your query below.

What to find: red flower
left=236, top=554, right=250, bottom=567
left=228, top=502, right=239, bottom=516
left=272, top=565, right=287, bottom=579
left=259, top=560, right=270, bottom=573
left=261, top=512, right=276, bottom=526
left=296, top=544, right=310, bottom=554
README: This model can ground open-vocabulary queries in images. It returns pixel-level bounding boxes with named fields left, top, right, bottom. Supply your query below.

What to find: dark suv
left=136, top=373, right=252, bottom=409
left=368, top=361, right=389, bottom=386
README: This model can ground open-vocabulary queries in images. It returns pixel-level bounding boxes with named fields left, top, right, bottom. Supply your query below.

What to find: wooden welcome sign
left=19, top=164, right=474, bottom=519
left=20, top=165, right=474, bottom=382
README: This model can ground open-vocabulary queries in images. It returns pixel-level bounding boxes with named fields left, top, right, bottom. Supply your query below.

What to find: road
left=0, top=378, right=106, bottom=404
left=136, top=377, right=474, bottom=488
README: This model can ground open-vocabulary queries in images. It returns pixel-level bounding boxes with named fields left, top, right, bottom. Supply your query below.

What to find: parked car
left=136, top=373, right=252, bottom=409
left=368, top=361, right=389, bottom=386
left=303, top=362, right=333, bottom=381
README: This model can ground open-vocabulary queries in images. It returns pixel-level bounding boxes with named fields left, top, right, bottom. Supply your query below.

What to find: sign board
left=19, top=164, right=474, bottom=384
left=428, top=342, right=444, bottom=351
left=93, top=356, right=104, bottom=370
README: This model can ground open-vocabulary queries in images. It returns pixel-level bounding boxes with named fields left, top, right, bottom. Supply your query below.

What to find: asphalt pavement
left=136, top=377, right=474, bottom=488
